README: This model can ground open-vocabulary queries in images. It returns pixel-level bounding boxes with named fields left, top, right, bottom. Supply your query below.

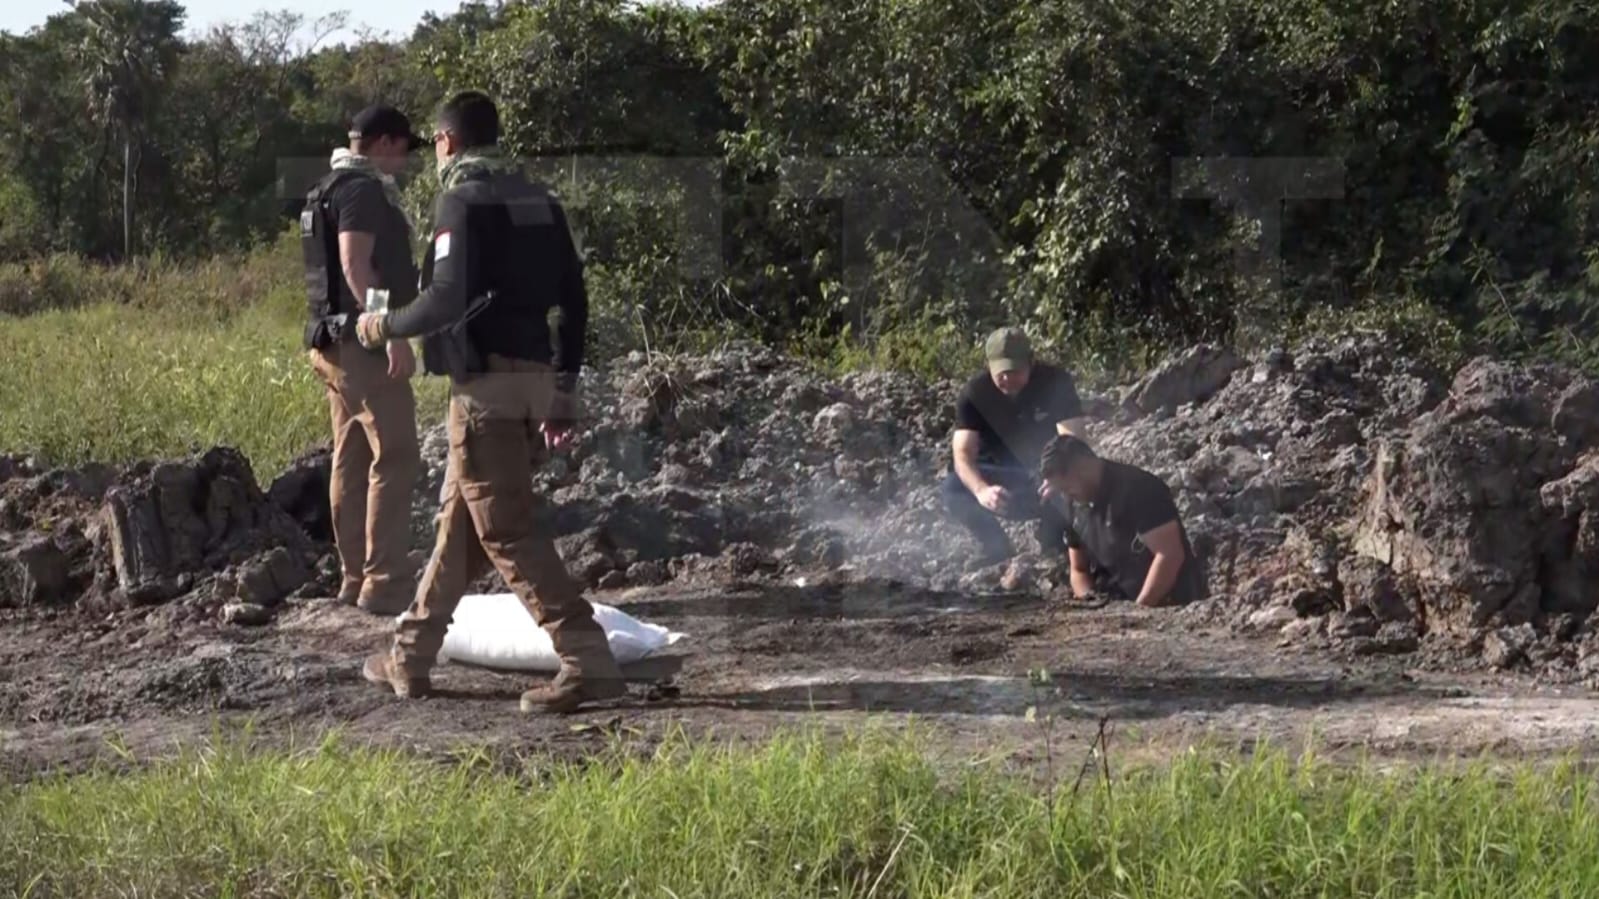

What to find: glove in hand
left=355, top=312, right=390, bottom=349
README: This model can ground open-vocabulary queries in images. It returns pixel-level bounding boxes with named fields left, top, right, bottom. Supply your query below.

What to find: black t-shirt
left=954, top=363, right=1084, bottom=468
left=1058, top=461, right=1205, bottom=604
left=330, top=174, right=420, bottom=314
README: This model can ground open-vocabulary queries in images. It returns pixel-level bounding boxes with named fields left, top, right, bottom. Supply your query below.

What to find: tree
left=66, top=0, right=185, bottom=260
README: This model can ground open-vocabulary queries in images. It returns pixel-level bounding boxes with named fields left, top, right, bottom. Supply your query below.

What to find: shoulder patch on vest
left=434, top=230, right=452, bottom=261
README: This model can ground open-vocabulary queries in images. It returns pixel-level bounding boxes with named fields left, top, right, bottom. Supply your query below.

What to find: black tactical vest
left=299, top=169, right=370, bottom=349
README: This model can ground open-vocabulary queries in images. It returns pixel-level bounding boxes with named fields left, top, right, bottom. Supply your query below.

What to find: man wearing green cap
left=941, top=327, right=1089, bottom=565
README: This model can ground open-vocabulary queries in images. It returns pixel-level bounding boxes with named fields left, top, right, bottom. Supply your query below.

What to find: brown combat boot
left=362, top=651, right=431, bottom=698
left=337, top=579, right=362, bottom=606
left=357, top=590, right=411, bottom=616
left=520, top=666, right=626, bottom=715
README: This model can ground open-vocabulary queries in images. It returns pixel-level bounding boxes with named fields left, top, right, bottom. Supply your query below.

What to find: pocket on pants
left=308, top=349, right=339, bottom=390
left=446, top=399, right=475, bottom=482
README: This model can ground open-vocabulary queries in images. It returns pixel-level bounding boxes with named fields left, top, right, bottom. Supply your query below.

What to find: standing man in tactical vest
left=301, top=104, right=426, bottom=615
left=353, top=90, right=626, bottom=715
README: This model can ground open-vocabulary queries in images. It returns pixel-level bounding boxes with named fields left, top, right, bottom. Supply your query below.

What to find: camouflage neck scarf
left=330, top=148, right=414, bottom=235
left=437, top=145, right=520, bottom=191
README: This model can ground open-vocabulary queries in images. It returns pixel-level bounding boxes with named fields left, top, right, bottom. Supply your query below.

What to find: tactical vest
left=299, top=169, right=371, bottom=349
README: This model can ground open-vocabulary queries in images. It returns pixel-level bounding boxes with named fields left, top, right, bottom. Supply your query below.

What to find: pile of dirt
left=411, top=344, right=973, bottom=592
left=1099, top=343, right=1599, bottom=682
left=8, top=336, right=1599, bottom=681
left=422, top=339, right=1599, bottom=680
left=0, top=447, right=333, bottom=625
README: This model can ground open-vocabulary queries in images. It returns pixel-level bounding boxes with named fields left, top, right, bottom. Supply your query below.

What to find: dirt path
left=5, top=581, right=1599, bottom=780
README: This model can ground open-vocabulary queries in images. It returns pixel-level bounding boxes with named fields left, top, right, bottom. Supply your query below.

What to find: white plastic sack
left=421, top=593, right=686, bottom=672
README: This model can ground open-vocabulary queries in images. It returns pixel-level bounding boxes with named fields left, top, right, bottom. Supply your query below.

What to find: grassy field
left=3, top=728, right=1598, bottom=897
left=0, top=241, right=983, bottom=478
left=0, top=240, right=449, bottom=477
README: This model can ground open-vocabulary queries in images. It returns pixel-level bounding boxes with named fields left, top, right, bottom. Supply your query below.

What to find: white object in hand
left=365, top=287, right=391, bottom=314
left=415, top=593, right=686, bottom=671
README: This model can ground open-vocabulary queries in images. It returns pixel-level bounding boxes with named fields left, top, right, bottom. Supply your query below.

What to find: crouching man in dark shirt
left=1038, top=434, right=1206, bottom=607
left=943, top=327, right=1088, bottom=566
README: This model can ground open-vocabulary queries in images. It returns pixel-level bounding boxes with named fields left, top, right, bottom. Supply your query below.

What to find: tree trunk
left=122, top=133, right=131, bottom=261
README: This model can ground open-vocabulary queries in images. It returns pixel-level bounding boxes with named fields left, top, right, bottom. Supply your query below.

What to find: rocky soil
left=7, top=337, right=1599, bottom=683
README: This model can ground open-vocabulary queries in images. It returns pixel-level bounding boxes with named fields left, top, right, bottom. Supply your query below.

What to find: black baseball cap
left=348, top=105, right=426, bottom=151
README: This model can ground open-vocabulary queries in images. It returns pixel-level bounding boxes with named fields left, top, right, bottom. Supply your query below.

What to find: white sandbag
left=422, top=593, right=686, bottom=672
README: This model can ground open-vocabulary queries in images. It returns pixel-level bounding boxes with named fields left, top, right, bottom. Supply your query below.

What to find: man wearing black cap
left=1038, top=433, right=1205, bottom=607
left=299, top=104, right=426, bottom=615
left=942, top=326, right=1090, bottom=566
left=352, top=90, right=626, bottom=715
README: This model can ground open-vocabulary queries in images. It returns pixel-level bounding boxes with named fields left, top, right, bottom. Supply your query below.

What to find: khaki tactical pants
left=392, top=356, right=621, bottom=683
left=309, top=343, right=421, bottom=607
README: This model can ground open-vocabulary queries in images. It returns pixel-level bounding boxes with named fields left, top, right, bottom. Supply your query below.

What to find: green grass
left=0, top=238, right=448, bottom=478
left=4, top=728, right=1599, bottom=897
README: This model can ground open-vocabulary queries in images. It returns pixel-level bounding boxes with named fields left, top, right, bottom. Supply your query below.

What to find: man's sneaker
left=362, top=652, right=431, bottom=698
left=520, top=668, right=626, bottom=715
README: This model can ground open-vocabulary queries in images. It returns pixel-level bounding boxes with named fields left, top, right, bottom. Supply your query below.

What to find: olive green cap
left=984, top=327, right=1033, bottom=374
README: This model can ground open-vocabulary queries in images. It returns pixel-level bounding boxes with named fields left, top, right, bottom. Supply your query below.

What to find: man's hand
left=539, top=388, right=581, bottom=452
left=1132, top=521, right=1187, bottom=608
left=1068, top=547, right=1096, bottom=598
left=355, top=312, right=389, bottom=349
left=977, top=484, right=1011, bottom=513
left=386, top=338, right=415, bottom=380
left=540, top=420, right=576, bottom=452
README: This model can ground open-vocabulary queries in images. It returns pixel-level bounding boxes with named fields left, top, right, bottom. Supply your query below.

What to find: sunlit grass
left=0, top=244, right=448, bottom=478
left=3, top=728, right=1598, bottom=897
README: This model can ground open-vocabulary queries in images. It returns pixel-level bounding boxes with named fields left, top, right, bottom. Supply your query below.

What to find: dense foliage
left=3, top=0, right=1597, bottom=369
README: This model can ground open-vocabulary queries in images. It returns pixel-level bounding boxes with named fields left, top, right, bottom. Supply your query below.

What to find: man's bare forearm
left=338, top=231, right=377, bottom=310
left=1068, top=549, right=1095, bottom=597
left=953, top=453, right=990, bottom=495
left=342, top=263, right=375, bottom=310
left=1135, top=552, right=1182, bottom=606
left=1070, top=567, right=1096, bottom=597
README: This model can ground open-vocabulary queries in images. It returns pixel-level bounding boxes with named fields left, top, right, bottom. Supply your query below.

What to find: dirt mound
left=412, top=344, right=971, bottom=592
left=0, top=448, right=332, bottom=623
left=8, top=338, right=1599, bottom=680
left=1097, top=342, right=1599, bottom=680
left=418, top=339, right=1599, bottom=679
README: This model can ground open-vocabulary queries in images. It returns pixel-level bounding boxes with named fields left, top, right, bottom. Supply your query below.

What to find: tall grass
left=3, top=729, right=1598, bottom=897
left=0, top=236, right=448, bottom=477
left=0, top=239, right=300, bottom=318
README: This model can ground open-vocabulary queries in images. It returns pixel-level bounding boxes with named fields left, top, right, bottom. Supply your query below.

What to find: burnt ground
left=7, top=577, right=1599, bottom=783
